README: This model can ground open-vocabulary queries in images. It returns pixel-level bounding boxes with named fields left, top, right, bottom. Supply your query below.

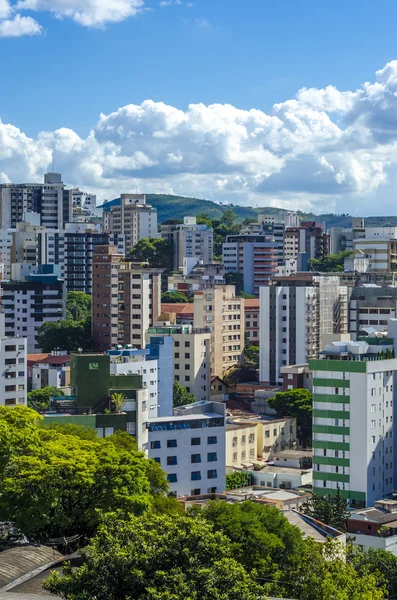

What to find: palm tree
left=111, top=392, right=126, bottom=413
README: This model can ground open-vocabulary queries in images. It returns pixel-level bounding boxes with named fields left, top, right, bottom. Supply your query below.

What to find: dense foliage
left=268, top=388, right=313, bottom=447
left=0, top=407, right=169, bottom=542
left=36, top=318, right=93, bottom=353
left=244, top=345, right=259, bottom=369
left=302, top=490, right=350, bottom=532
left=27, top=386, right=63, bottom=411
left=308, top=250, right=354, bottom=272
left=225, top=471, right=251, bottom=490
left=128, top=237, right=173, bottom=269
left=173, top=381, right=196, bottom=407
left=161, top=290, right=193, bottom=303
left=46, top=500, right=387, bottom=600
left=66, top=291, right=91, bottom=321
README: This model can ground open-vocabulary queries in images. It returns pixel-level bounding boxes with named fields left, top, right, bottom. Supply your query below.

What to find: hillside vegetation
left=102, top=194, right=397, bottom=229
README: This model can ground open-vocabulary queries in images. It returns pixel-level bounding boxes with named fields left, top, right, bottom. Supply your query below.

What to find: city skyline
left=1, top=1, right=397, bottom=214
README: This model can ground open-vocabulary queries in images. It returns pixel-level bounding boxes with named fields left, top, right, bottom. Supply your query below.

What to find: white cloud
left=159, top=0, right=182, bottom=6
left=0, top=0, right=11, bottom=19
left=0, top=13, right=42, bottom=36
left=2, top=61, right=397, bottom=214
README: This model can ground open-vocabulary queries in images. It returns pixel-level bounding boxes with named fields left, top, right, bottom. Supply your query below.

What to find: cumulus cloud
left=0, top=13, right=42, bottom=36
left=2, top=61, right=397, bottom=214
left=159, top=0, right=182, bottom=6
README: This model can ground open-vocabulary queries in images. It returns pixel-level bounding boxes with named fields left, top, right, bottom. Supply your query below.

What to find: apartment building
left=117, top=262, right=162, bottom=349
left=0, top=172, right=72, bottom=230
left=194, top=284, right=244, bottom=377
left=147, top=401, right=226, bottom=497
left=0, top=313, right=27, bottom=406
left=244, top=298, right=260, bottom=345
left=241, top=217, right=286, bottom=266
left=310, top=339, right=397, bottom=508
left=223, top=234, right=278, bottom=295
left=92, top=246, right=124, bottom=351
left=160, top=217, right=213, bottom=271
left=260, top=274, right=348, bottom=384
left=354, top=237, right=397, bottom=273
left=349, top=285, right=397, bottom=339
left=103, top=194, right=158, bottom=254
left=1, top=271, right=65, bottom=353
left=147, top=321, right=211, bottom=402
left=284, top=221, right=329, bottom=263
left=0, top=229, right=14, bottom=280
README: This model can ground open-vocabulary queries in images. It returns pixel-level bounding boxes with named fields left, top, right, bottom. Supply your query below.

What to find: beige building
left=194, top=284, right=244, bottom=377
left=103, top=193, right=158, bottom=254
left=92, top=246, right=162, bottom=351
left=354, top=237, right=397, bottom=273
left=244, top=298, right=260, bottom=345
left=146, top=318, right=211, bottom=402
left=226, top=415, right=298, bottom=467
left=161, top=216, right=213, bottom=271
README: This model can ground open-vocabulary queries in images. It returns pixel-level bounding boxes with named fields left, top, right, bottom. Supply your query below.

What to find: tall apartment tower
left=103, top=194, right=158, bottom=254
left=92, top=246, right=162, bottom=351
left=310, top=340, right=397, bottom=508
left=1, top=271, right=66, bottom=353
left=259, top=274, right=348, bottom=384
left=222, top=234, right=278, bottom=295
left=162, top=217, right=213, bottom=271
left=0, top=173, right=73, bottom=230
left=117, top=262, right=162, bottom=349
left=284, top=222, right=329, bottom=263
left=0, top=313, right=27, bottom=407
left=194, top=284, right=244, bottom=377
left=92, top=246, right=124, bottom=351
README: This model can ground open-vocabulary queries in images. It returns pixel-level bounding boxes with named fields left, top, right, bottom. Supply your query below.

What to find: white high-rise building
left=260, top=274, right=348, bottom=384
left=311, top=339, right=397, bottom=508
left=147, top=401, right=226, bottom=497
left=0, top=313, right=27, bottom=407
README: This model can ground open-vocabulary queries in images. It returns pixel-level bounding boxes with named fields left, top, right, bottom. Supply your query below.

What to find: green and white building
left=310, top=340, right=397, bottom=508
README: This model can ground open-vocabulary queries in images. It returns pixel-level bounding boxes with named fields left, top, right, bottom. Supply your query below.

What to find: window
left=208, top=454, right=218, bottom=463
left=191, top=471, right=201, bottom=481
left=168, top=474, right=177, bottom=483
left=191, top=454, right=201, bottom=464
left=167, top=439, right=177, bottom=448
left=191, top=488, right=201, bottom=496
left=265, top=430, right=270, bottom=438
left=371, top=436, right=376, bottom=444
left=191, top=437, right=201, bottom=446
left=273, top=429, right=277, bottom=436
left=371, top=420, right=376, bottom=429
left=208, top=470, right=217, bottom=479
left=208, top=436, right=217, bottom=444
left=153, top=457, right=161, bottom=464
left=104, top=427, right=114, bottom=437
left=371, top=404, right=376, bottom=413
left=167, top=456, right=177, bottom=465
left=233, top=452, right=238, bottom=461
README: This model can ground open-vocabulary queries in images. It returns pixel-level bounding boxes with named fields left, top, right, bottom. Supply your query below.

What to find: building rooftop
left=281, top=510, right=344, bottom=542
left=243, top=299, right=260, bottom=309
left=34, top=356, right=70, bottom=366
left=149, top=412, right=220, bottom=423
left=0, top=546, right=63, bottom=591
left=161, top=303, right=194, bottom=316
left=27, top=354, right=51, bottom=367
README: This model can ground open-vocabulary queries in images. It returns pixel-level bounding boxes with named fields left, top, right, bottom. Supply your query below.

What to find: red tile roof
left=27, top=353, right=51, bottom=367
left=33, top=355, right=71, bottom=366
left=244, top=299, right=260, bottom=309
left=161, top=303, right=194, bottom=316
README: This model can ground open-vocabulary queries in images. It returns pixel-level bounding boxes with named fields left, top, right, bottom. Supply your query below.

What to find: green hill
left=101, top=194, right=397, bottom=230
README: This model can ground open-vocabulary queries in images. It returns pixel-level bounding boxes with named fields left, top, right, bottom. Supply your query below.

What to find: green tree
left=268, top=388, right=313, bottom=447
left=66, top=291, right=91, bottom=321
left=173, top=381, right=195, bottom=407
left=198, top=500, right=306, bottom=580
left=161, top=290, right=192, bottom=303
left=36, top=319, right=93, bottom=353
left=27, top=386, right=63, bottom=411
left=221, top=209, right=238, bottom=229
left=244, top=345, right=259, bottom=369
left=225, top=471, right=251, bottom=490
left=110, top=392, right=126, bottom=413
left=44, top=512, right=261, bottom=600
left=308, top=250, right=354, bottom=273
left=350, top=547, right=397, bottom=598
left=301, top=490, right=350, bottom=532
left=223, top=365, right=258, bottom=386
left=128, top=238, right=173, bottom=269
left=0, top=406, right=169, bottom=541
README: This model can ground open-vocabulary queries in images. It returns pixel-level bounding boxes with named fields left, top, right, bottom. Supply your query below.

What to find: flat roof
left=149, top=412, right=220, bottom=423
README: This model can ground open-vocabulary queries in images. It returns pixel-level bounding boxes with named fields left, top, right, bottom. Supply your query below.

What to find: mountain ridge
left=101, top=194, right=397, bottom=230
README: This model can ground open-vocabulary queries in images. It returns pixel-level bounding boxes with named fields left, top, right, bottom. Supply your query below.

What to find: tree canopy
left=173, top=381, right=195, bottom=407
left=225, top=471, right=251, bottom=490
left=161, top=290, right=193, bottom=303
left=27, top=386, right=63, bottom=411
left=268, top=388, right=313, bottom=447
left=244, top=345, right=259, bottom=369
left=308, top=250, right=354, bottom=273
left=36, top=319, right=93, bottom=353
left=0, top=407, right=169, bottom=542
left=45, top=512, right=261, bottom=600
left=301, top=490, right=350, bottom=532
left=128, top=237, right=173, bottom=269
left=66, top=291, right=91, bottom=322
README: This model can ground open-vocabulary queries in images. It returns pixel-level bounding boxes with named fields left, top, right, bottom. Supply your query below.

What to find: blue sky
left=1, top=0, right=397, bottom=214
